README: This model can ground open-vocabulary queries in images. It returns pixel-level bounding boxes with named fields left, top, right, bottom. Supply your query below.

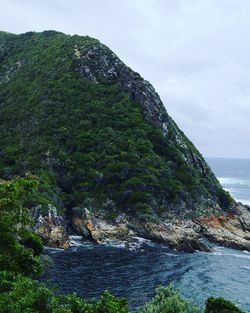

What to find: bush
left=0, top=271, right=128, bottom=313
left=0, top=175, right=43, bottom=276
left=93, top=291, right=128, bottom=313
left=20, top=230, right=44, bottom=256
left=205, top=297, right=244, bottom=313
left=138, top=285, right=199, bottom=313
left=0, top=271, right=53, bottom=313
left=217, top=189, right=234, bottom=210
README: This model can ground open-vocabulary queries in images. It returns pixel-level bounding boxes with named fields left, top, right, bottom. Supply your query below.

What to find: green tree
left=138, top=285, right=199, bottom=313
left=0, top=175, right=42, bottom=276
left=205, top=297, right=244, bottom=313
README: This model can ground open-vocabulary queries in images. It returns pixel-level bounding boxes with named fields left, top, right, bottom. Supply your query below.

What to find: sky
left=0, top=0, right=250, bottom=159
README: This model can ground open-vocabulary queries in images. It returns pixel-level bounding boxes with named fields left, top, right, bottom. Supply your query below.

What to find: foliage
left=138, top=285, right=199, bottom=313
left=0, top=175, right=43, bottom=276
left=0, top=30, right=229, bottom=218
left=0, top=271, right=53, bottom=313
left=0, top=271, right=246, bottom=313
left=216, top=189, right=234, bottom=211
left=92, top=291, right=128, bottom=313
left=0, top=271, right=128, bottom=313
left=205, top=297, right=244, bottom=313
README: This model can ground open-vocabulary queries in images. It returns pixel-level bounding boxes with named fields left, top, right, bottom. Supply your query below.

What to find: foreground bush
left=205, top=297, right=244, bottom=313
left=0, top=274, right=246, bottom=313
left=0, top=175, right=43, bottom=276
left=0, top=271, right=128, bottom=313
left=138, top=285, right=199, bottom=313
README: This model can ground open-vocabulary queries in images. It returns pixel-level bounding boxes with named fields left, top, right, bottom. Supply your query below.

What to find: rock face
left=33, top=202, right=250, bottom=252
left=75, top=43, right=168, bottom=126
left=197, top=204, right=250, bottom=251
left=68, top=204, right=250, bottom=253
left=32, top=205, right=69, bottom=249
left=0, top=30, right=249, bottom=252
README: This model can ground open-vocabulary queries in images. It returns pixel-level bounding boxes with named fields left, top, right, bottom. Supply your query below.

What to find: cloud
left=0, top=0, right=249, bottom=158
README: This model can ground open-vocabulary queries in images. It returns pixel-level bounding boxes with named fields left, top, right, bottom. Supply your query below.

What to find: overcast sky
left=0, top=0, right=250, bottom=158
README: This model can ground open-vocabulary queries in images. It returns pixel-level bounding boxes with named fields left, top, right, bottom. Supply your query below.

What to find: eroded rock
left=32, top=205, right=69, bottom=249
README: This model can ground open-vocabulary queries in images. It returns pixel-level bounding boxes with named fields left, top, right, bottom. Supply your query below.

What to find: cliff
left=0, top=30, right=249, bottom=251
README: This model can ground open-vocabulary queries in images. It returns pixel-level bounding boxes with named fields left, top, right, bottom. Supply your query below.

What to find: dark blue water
left=44, top=243, right=250, bottom=311
left=43, top=158, right=250, bottom=312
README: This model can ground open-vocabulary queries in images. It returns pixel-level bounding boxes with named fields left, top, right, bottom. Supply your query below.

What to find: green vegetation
left=0, top=273, right=244, bottom=313
left=0, top=175, right=128, bottom=313
left=138, top=285, right=198, bottom=313
left=0, top=174, right=43, bottom=276
left=0, top=31, right=239, bottom=312
left=205, top=297, right=244, bottom=313
left=0, top=30, right=232, bottom=220
left=0, top=175, right=244, bottom=312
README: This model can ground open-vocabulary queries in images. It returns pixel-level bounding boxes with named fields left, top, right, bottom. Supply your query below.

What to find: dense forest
left=0, top=30, right=232, bottom=223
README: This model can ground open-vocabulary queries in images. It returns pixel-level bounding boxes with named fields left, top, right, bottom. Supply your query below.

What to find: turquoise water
left=43, top=158, right=250, bottom=312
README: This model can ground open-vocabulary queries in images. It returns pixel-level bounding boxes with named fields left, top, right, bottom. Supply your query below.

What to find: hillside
left=0, top=30, right=249, bottom=251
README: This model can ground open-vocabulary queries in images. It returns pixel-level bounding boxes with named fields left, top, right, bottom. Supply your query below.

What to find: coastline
left=34, top=202, right=250, bottom=253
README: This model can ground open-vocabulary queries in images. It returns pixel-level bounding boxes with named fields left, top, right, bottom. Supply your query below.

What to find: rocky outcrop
left=132, top=221, right=210, bottom=252
left=70, top=208, right=134, bottom=244
left=31, top=203, right=250, bottom=253
left=66, top=204, right=250, bottom=253
left=32, top=205, right=70, bottom=249
left=75, top=43, right=168, bottom=127
left=196, top=204, right=250, bottom=251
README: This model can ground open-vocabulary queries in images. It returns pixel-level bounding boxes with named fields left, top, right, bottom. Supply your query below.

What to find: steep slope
left=0, top=30, right=249, bottom=251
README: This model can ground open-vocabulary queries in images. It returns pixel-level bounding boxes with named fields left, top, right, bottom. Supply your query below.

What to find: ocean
left=207, top=157, right=250, bottom=206
left=43, top=158, right=250, bottom=312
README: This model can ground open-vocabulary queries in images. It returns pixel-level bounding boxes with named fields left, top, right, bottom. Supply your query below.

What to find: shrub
left=0, top=271, right=53, bottom=313
left=0, top=272, right=128, bottom=313
left=20, top=230, right=44, bottom=256
left=93, top=291, right=128, bottom=313
left=205, top=297, right=244, bottom=313
left=0, top=175, right=43, bottom=276
left=217, top=189, right=234, bottom=210
left=138, top=285, right=199, bottom=313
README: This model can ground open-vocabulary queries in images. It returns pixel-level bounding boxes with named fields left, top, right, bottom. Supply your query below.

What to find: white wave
left=45, top=246, right=64, bottom=251
left=212, top=252, right=223, bottom=256
left=164, top=252, right=179, bottom=257
left=213, top=246, right=225, bottom=251
left=69, top=235, right=82, bottom=240
left=70, top=240, right=83, bottom=247
left=212, top=251, right=250, bottom=260
left=218, top=177, right=250, bottom=186
left=101, top=237, right=154, bottom=251
left=101, top=239, right=128, bottom=249
left=131, top=236, right=152, bottom=245
left=69, top=235, right=84, bottom=247
left=217, top=177, right=250, bottom=205
left=237, top=199, right=250, bottom=206
left=241, top=266, right=250, bottom=271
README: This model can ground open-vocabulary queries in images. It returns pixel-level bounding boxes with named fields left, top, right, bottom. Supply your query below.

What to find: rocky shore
left=33, top=203, right=250, bottom=253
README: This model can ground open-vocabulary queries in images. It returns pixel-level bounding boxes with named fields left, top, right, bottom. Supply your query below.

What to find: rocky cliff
left=0, top=30, right=250, bottom=252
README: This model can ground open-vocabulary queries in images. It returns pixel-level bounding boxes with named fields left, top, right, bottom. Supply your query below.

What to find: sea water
left=207, top=157, right=250, bottom=206
left=43, top=158, right=250, bottom=312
